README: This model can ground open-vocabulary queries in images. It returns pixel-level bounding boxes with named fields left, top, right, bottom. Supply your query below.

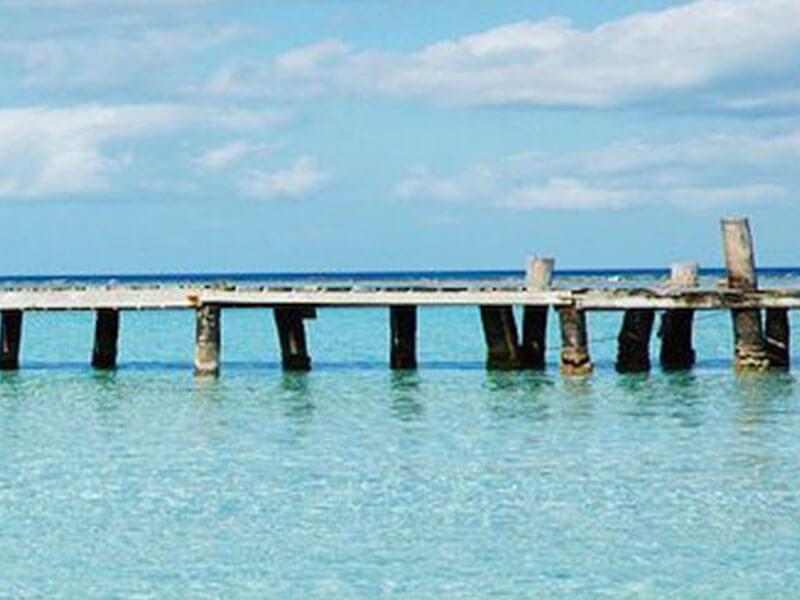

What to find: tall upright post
left=521, top=257, right=553, bottom=369
left=559, top=307, right=592, bottom=375
left=274, top=306, right=315, bottom=371
left=765, top=308, right=790, bottom=369
left=659, top=262, right=698, bottom=370
left=721, top=218, right=769, bottom=370
left=0, top=310, right=22, bottom=371
left=480, top=306, right=522, bottom=370
left=92, top=309, right=120, bottom=370
left=194, top=304, right=221, bottom=376
left=390, top=306, right=417, bottom=370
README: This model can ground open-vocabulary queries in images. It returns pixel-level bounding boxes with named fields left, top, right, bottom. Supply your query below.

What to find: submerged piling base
left=275, top=307, right=315, bottom=371
left=659, top=309, right=696, bottom=371
left=0, top=310, right=22, bottom=371
left=616, top=309, right=655, bottom=373
left=765, top=308, right=790, bottom=369
left=92, top=309, right=120, bottom=370
left=731, top=309, right=770, bottom=371
left=559, top=307, right=592, bottom=375
left=194, top=305, right=221, bottom=376
left=480, top=306, right=522, bottom=370
left=390, top=306, right=417, bottom=370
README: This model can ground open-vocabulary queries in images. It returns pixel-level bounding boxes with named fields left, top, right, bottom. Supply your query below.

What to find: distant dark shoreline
left=1, top=267, right=799, bottom=286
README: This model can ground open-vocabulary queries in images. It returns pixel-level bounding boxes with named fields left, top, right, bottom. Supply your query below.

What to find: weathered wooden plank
left=616, top=309, right=655, bottom=373
left=521, top=257, right=553, bottom=369
left=659, top=262, right=698, bottom=371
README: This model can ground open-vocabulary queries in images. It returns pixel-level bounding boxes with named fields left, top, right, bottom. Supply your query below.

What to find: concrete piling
left=0, top=310, right=22, bottom=371
left=274, top=306, right=315, bottom=371
left=616, top=309, right=655, bottom=373
left=765, top=308, right=790, bottom=369
left=721, top=218, right=769, bottom=370
left=559, top=307, right=592, bottom=375
left=390, top=306, right=417, bottom=370
left=659, top=262, right=698, bottom=371
left=194, top=304, right=221, bottom=376
left=480, top=306, right=522, bottom=369
left=521, top=257, right=554, bottom=369
left=92, top=309, right=120, bottom=370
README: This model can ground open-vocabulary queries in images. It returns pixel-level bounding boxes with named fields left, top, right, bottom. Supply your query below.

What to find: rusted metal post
left=92, top=309, right=120, bottom=370
left=274, top=306, right=315, bottom=371
left=390, top=305, right=417, bottom=369
left=480, top=306, right=522, bottom=370
left=521, top=257, right=553, bottom=369
left=721, top=218, right=769, bottom=370
left=659, top=262, right=698, bottom=371
left=616, top=309, right=655, bottom=373
left=765, top=308, right=790, bottom=369
left=559, top=307, right=592, bottom=375
left=194, top=304, right=221, bottom=376
left=0, top=310, right=22, bottom=371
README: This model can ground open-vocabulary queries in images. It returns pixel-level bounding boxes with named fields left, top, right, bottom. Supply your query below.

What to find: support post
left=521, top=257, right=554, bottom=369
left=765, top=308, right=790, bottom=369
left=194, top=304, right=221, bottom=376
left=616, top=309, right=655, bottom=373
left=390, top=306, right=417, bottom=370
left=274, top=306, right=315, bottom=371
left=721, top=218, right=769, bottom=370
left=558, top=307, right=592, bottom=375
left=659, top=262, right=698, bottom=371
left=0, top=310, right=22, bottom=371
left=92, top=309, right=120, bottom=370
left=480, top=306, right=522, bottom=370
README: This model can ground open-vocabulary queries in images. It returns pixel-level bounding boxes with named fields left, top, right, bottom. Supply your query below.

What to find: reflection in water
left=485, top=372, right=554, bottom=422
left=561, top=375, right=595, bottom=419
left=735, top=371, right=796, bottom=429
left=663, top=371, right=704, bottom=428
left=389, top=371, right=424, bottom=422
left=281, top=373, right=315, bottom=425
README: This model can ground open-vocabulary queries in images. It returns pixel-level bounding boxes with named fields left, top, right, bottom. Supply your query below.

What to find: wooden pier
left=0, top=218, right=795, bottom=374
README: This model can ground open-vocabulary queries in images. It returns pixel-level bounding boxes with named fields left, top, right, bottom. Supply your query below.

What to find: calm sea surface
left=1, top=272, right=799, bottom=598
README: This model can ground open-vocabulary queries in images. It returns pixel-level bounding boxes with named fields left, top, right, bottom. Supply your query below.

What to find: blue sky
left=1, top=0, right=799, bottom=275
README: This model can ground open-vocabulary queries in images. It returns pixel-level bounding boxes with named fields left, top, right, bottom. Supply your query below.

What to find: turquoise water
left=1, top=288, right=800, bottom=597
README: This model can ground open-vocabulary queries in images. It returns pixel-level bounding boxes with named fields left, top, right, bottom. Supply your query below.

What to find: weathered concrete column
left=659, top=262, right=698, bottom=371
left=521, top=257, right=554, bottom=369
left=274, top=306, right=315, bottom=371
left=194, top=304, right=221, bottom=376
left=0, top=310, right=22, bottom=371
left=721, top=218, right=769, bottom=370
left=480, top=306, right=522, bottom=370
left=92, top=309, right=120, bottom=370
left=765, top=308, right=790, bottom=369
left=559, top=307, right=592, bottom=375
left=390, top=306, right=417, bottom=370
left=616, top=309, right=655, bottom=373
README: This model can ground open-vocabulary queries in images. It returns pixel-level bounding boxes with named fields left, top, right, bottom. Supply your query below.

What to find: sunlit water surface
left=1, top=276, right=799, bottom=598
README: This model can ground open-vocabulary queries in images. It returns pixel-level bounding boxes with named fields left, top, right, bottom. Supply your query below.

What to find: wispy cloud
left=194, top=141, right=273, bottom=173
left=395, top=126, right=799, bottom=210
left=239, top=157, right=330, bottom=200
left=209, top=0, right=800, bottom=111
left=0, top=104, right=285, bottom=199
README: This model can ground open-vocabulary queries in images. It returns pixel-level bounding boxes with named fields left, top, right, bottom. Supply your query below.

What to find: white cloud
left=239, top=157, right=329, bottom=200
left=212, top=0, right=800, bottom=110
left=0, top=104, right=285, bottom=199
left=194, top=141, right=272, bottom=173
left=394, top=125, right=799, bottom=210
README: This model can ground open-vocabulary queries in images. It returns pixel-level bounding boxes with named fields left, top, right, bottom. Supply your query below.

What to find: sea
left=0, top=269, right=798, bottom=599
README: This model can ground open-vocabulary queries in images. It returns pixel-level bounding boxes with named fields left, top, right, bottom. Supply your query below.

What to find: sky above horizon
left=1, top=0, right=799, bottom=275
